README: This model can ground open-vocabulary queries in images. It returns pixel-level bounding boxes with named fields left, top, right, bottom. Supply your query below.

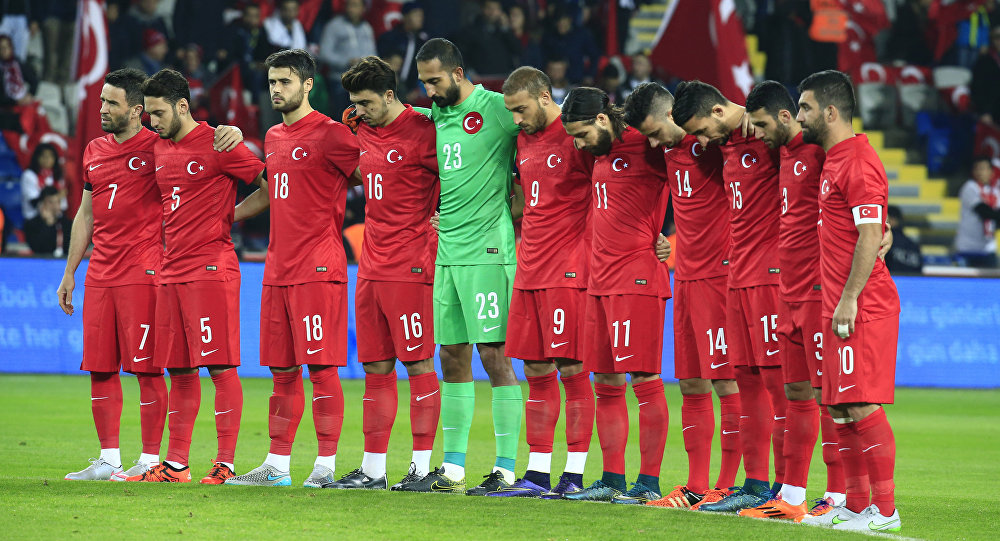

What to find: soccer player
left=223, top=50, right=360, bottom=488
left=400, top=38, right=523, bottom=495
left=127, top=68, right=264, bottom=484
left=795, top=70, right=901, bottom=532
left=671, top=80, right=789, bottom=512
left=560, top=87, right=671, bottom=505
left=622, top=82, right=741, bottom=509
left=320, top=56, right=440, bottom=490
left=483, top=66, right=595, bottom=499
left=738, top=80, right=845, bottom=520
left=58, top=68, right=244, bottom=482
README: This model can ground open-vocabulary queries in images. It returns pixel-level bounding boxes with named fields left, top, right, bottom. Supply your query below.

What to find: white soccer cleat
left=223, top=463, right=291, bottom=487
left=65, top=458, right=122, bottom=481
left=110, top=460, right=153, bottom=482
left=800, top=504, right=859, bottom=527
left=303, top=464, right=335, bottom=488
left=831, top=504, right=901, bottom=532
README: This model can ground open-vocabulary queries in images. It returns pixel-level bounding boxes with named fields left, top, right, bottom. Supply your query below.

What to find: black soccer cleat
left=321, top=468, right=387, bottom=490
left=390, top=462, right=424, bottom=491
left=394, top=467, right=465, bottom=493
left=465, top=470, right=510, bottom=496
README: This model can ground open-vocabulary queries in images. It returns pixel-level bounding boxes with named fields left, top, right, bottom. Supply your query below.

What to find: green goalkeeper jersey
left=432, top=84, right=520, bottom=266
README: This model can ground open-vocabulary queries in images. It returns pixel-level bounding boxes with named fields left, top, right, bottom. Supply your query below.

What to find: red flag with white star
left=68, top=0, right=108, bottom=218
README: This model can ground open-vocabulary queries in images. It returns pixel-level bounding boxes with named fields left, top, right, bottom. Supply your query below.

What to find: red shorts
left=822, top=315, right=898, bottom=406
left=355, top=279, right=434, bottom=363
left=727, top=285, right=782, bottom=368
left=778, top=300, right=825, bottom=386
left=261, top=281, right=348, bottom=367
left=155, top=279, right=241, bottom=369
left=673, top=277, right=733, bottom=380
left=81, top=284, right=160, bottom=375
left=505, top=287, right=586, bottom=362
left=584, top=294, right=666, bottom=374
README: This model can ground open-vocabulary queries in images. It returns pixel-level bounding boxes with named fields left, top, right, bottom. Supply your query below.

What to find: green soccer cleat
left=223, top=463, right=291, bottom=487
left=395, top=467, right=465, bottom=494
left=562, top=480, right=623, bottom=502
left=611, top=482, right=661, bottom=505
left=466, top=470, right=510, bottom=496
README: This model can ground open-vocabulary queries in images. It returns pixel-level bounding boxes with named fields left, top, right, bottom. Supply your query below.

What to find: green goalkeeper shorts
left=433, top=264, right=516, bottom=345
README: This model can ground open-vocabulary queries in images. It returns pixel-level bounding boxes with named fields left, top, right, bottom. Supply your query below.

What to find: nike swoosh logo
left=201, top=349, right=218, bottom=357
left=682, top=425, right=696, bottom=432
left=140, top=400, right=156, bottom=406
left=838, top=384, right=856, bottom=392
left=862, top=443, right=882, bottom=453
left=214, top=409, right=233, bottom=416
left=637, top=402, right=649, bottom=407
left=494, top=433, right=511, bottom=437
left=482, top=325, right=501, bottom=333
left=437, top=122, right=446, bottom=129
left=406, top=344, right=421, bottom=352
left=519, top=158, right=529, bottom=165
left=550, top=341, right=568, bottom=349
left=526, top=399, right=544, bottom=403
left=156, top=165, right=164, bottom=171
left=89, top=163, right=103, bottom=171
left=266, top=473, right=286, bottom=481
left=91, top=397, right=108, bottom=401
left=168, top=410, right=179, bottom=415
left=831, top=515, right=852, bottom=525
left=822, top=442, right=836, bottom=446
left=313, top=395, right=333, bottom=402
left=431, top=482, right=454, bottom=491
left=362, top=397, right=374, bottom=401
left=442, top=426, right=457, bottom=430
left=306, top=348, right=323, bottom=355
left=266, top=152, right=276, bottom=159
left=774, top=416, right=786, bottom=421
left=710, top=361, right=729, bottom=369
left=766, top=349, right=780, bottom=356
left=868, top=518, right=901, bottom=530
left=416, top=390, right=439, bottom=401
left=359, top=150, right=367, bottom=156
left=614, top=355, right=633, bottom=362
left=132, top=356, right=151, bottom=363
left=722, top=430, right=739, bottom=435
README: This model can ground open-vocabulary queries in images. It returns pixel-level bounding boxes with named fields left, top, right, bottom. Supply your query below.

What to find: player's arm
left=213, top=125, right=245, bottom=152
left=878, top=226, right=893, bottom=261
left=510, top=182, right=525, bottom=220
left=57, top=190, right=94, bottom=315
left=832, top=220, right=882, bottom=337
left=655, top=233, right=672, bottom=262
left=350, top=166, right=362, bottom=187
left=234, top=170, right=270, bottom=222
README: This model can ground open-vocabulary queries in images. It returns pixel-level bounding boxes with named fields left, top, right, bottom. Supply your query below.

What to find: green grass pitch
left=1, top=374, right=997, bottom=540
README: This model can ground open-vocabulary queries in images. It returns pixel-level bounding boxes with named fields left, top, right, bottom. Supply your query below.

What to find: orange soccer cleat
left=690, top=487, right=734, bottom=510
left=646, top=485, right=704, bottom=509
left=200, top=462, right=236, bottom=485
left=126, top=463, right=191, bottom=483
left=738, top=498, right=808, bottom=520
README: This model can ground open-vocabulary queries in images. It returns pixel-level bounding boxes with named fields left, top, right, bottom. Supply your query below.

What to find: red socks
left=821, top=408, right=846, bottom=494
left=136, top=374, right=167, bottom=455
left=310, top=367, right=344, bottom=456
left=634, top=379, right=668, bottom=477
left=735, top=367, right=772, bottom=481
left=210, top=369, right=243, bottom=465
left=526, top=371, right=560, bottom=454
left=681, top=392, right=713, bottom=494
left=363, top=371, right=398, bottom=454
left=835, top=420, right=871, bottom=512
left=760, top=367, right=788, bottom=484
left=783, top=398, right=819, bottom=488
left=594, top=383, right=627, bottom=475
left=855, top=408, right=896, bottom=515
left=268, top=369, right=304, bottom=455
left=561, top=371, right=595, bottom=453
left=90, top=372, right=123, bottom=449
left=165, top=372, right=201, bottom=465
left=716, top=392, right=742, bottom=489
left=408, top=371, right=440, bottom=451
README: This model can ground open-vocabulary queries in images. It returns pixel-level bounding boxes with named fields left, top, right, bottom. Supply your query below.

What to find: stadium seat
left=896, top=65, right=938, bottom=130
left=856, top=63, right=898, bottom=129
left=0, top=179, right=23, bottom=230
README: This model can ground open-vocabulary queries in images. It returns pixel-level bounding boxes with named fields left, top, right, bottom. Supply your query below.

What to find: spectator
left=122, top=29, right=169, bottom=76
left=885, top=205, right=924, bottom=274
left=179, top=44, right=211, bottom=119
left=21, top=142, right=64, bottom=221
left=954, top=156, right=1000, bottom=267
left=172, top=0, right=227, bottom=68
left=263, top=0, right=308, bottom=52
left=224, top=2, right=271, bottom=99
left=509, top=3, right=544, bottom=68
left=452, top=0, right=521, bottom=75
left=622, top=52, right=662, bottom=99
left=545, top=54, right=573, bottom=104
left=971, top=23, right=1000, bottom=126
left=319, top=0, right=377, bottom=83
left=108, top=0, right=169, bottom=70
left=598, top=62, right=625, bottom=104
left=377, top=2, right=428, bottom=99
left=541, top=10, right=600, bottom=84
left=32, top=0, right=76, bottom=83
left=883, top=0, right=935, bottom=66
left=0, top=0, right=30, bottom=62
left=23, top=185, right=71, bottom=257
left=0, top=33, right=37, bottom=115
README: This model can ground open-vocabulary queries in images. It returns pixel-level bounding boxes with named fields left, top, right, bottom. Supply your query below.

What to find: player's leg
left=393, top=357, right=439, bottom=489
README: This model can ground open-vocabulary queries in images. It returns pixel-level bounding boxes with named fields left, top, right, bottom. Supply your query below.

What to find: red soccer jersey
left=818, top=134, right=900, bottom=321
left=264, top=111, right=359, bottom=286
left=664, top=134, right=730, bottom=281
left=589, top=127, right=671, bottom=297
left=81, top=128, right=161, bottom=287
left=355, top=105, right=437, bottom=283
left=514, top=118, right=593, bottom=290
left=778, top=132, right=824, bottom=301
left=720, top=130, right=781, bottom=288
left=155, top=122, right=264, bottom=283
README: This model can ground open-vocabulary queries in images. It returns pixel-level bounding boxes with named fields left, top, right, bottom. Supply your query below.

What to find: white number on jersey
left=529, top=180, right=539, bottom=207
left=838, top=345, right=854, bottom=375
left=675, top=170, right=692, bottom=198
left=552, top=308, right=565, bottom=335
left=399, top=313, right=423, bottom=340
left=442, top=142, right=462, bottom=170
left=108, top=183, right=118, bottom=209
left=476, top=292, right=500, bottom=320
left=594, top=182, right=608, bottom=209
left=706, top=327, right=728, bottom=355
left=781, top=186, right=788, bottom=214
left=138, top=323, right=150, bottom=350
left=612, top=319, right=631, bottom=347
left=170, top=186, right=180, bottom=211
left=729, top=181, right=743, bottom=209
left=273, top=172, right=289, bottom=199
left=760, top=314, right=778, bottom=343
left=302, top=314, right=323, bottom=342
left=366, top=172, right=383, bottom=200
left=812, top=332, right=823, bottom=361
left=199, top=317, right=212, bottom=344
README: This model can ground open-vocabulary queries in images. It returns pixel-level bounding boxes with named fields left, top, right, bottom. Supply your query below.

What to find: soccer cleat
left=321, top=468, right=387, bottom=490
left=802, top=504, right=860, bottom=527
left=737, top=498, right=808, bottom=520
left=831, top=504, right=901, bottom=532
left=690, top=487, right=734, bottom=510
left=562, top=480, right=623, bottom=502
left=223, top=463, right=291, bottom=487
left=395, top=467, right=465, bottom=493
left=465, top=470, right=510, bottom=496
left=200, top=462, right=235, bottom=484
left=126, top=462, right=191, bottom=482
left=795, top=497, right=836, bottom=524
left=486, top=478, right=547, bottom=498
left=390, top=463, right=423, bottom=491
left=65, top=458, right=122, bottom=481
left=646, top=485, right=704, bottom=509
left=697, top=484, right=773, bottom=513
left=540, top=475, right=584, bottom=500
left=303, top=464, right=335, bottom=488
left=111, top=461, right=153, bottom=482
left=611, top=482, right=661, bottom=505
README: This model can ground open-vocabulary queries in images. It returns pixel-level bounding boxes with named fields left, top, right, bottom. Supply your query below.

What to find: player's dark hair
left=265, top=48, right=316, bottom=84
left=623, top=82, right=673, bottom=129
left=502, top=66, right=552, bottom=98
left=104, top=68, right=147, bottom=107
left=415, top=38, right=465, bottom=71
left=745, top=80, right=797, bottom=119
left=561, top=86, right=627, bottom=140
left=141, top=68, right=191, bottom=106
left=671, top=80, right=727, bottom=127
left=341, top=56, right=397, bottom=95
left=798, top=70, right=855, bottom=120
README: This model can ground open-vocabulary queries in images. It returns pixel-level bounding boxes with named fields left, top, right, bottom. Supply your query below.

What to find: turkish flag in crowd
left=650, top=0, right=754, bottom=103
left=68, top=0, right=108, bottom=218
left=837, top=0, right=889, bottom=80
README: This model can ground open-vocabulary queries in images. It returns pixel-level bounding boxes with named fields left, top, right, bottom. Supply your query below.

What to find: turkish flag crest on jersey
left=740, top=149, right=759, bottom=169
left=463, top=112, right=484, bottom=134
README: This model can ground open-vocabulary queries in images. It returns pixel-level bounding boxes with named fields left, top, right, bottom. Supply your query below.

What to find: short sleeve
left=492, top=92, right=520, bottom=137
left=959, top=181, right=981, bottom=210
left=325, top=122, right=361, bottom=178
left=842, top=158, right=887, bottom=210
left=219, top=142, right=265, bottom=184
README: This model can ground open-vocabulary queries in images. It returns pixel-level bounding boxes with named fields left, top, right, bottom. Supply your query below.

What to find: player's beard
left=766, top=122, right=792, bottom=149
left=520, top=102, right=548, bottom=135
left=431, top=77, right=461, bottom=108
left=583, top=127, right=613, bottom=156
left=273, top=86, right=305, bottom=113
left=158, top=111, right=182, bottom=140
left=800, top=116, right=827, bottom=146
left=100, top=111, right=129, bottom=135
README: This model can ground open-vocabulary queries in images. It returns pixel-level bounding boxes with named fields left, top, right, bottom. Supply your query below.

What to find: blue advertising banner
left=0, top=258, right=997, bottom=387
